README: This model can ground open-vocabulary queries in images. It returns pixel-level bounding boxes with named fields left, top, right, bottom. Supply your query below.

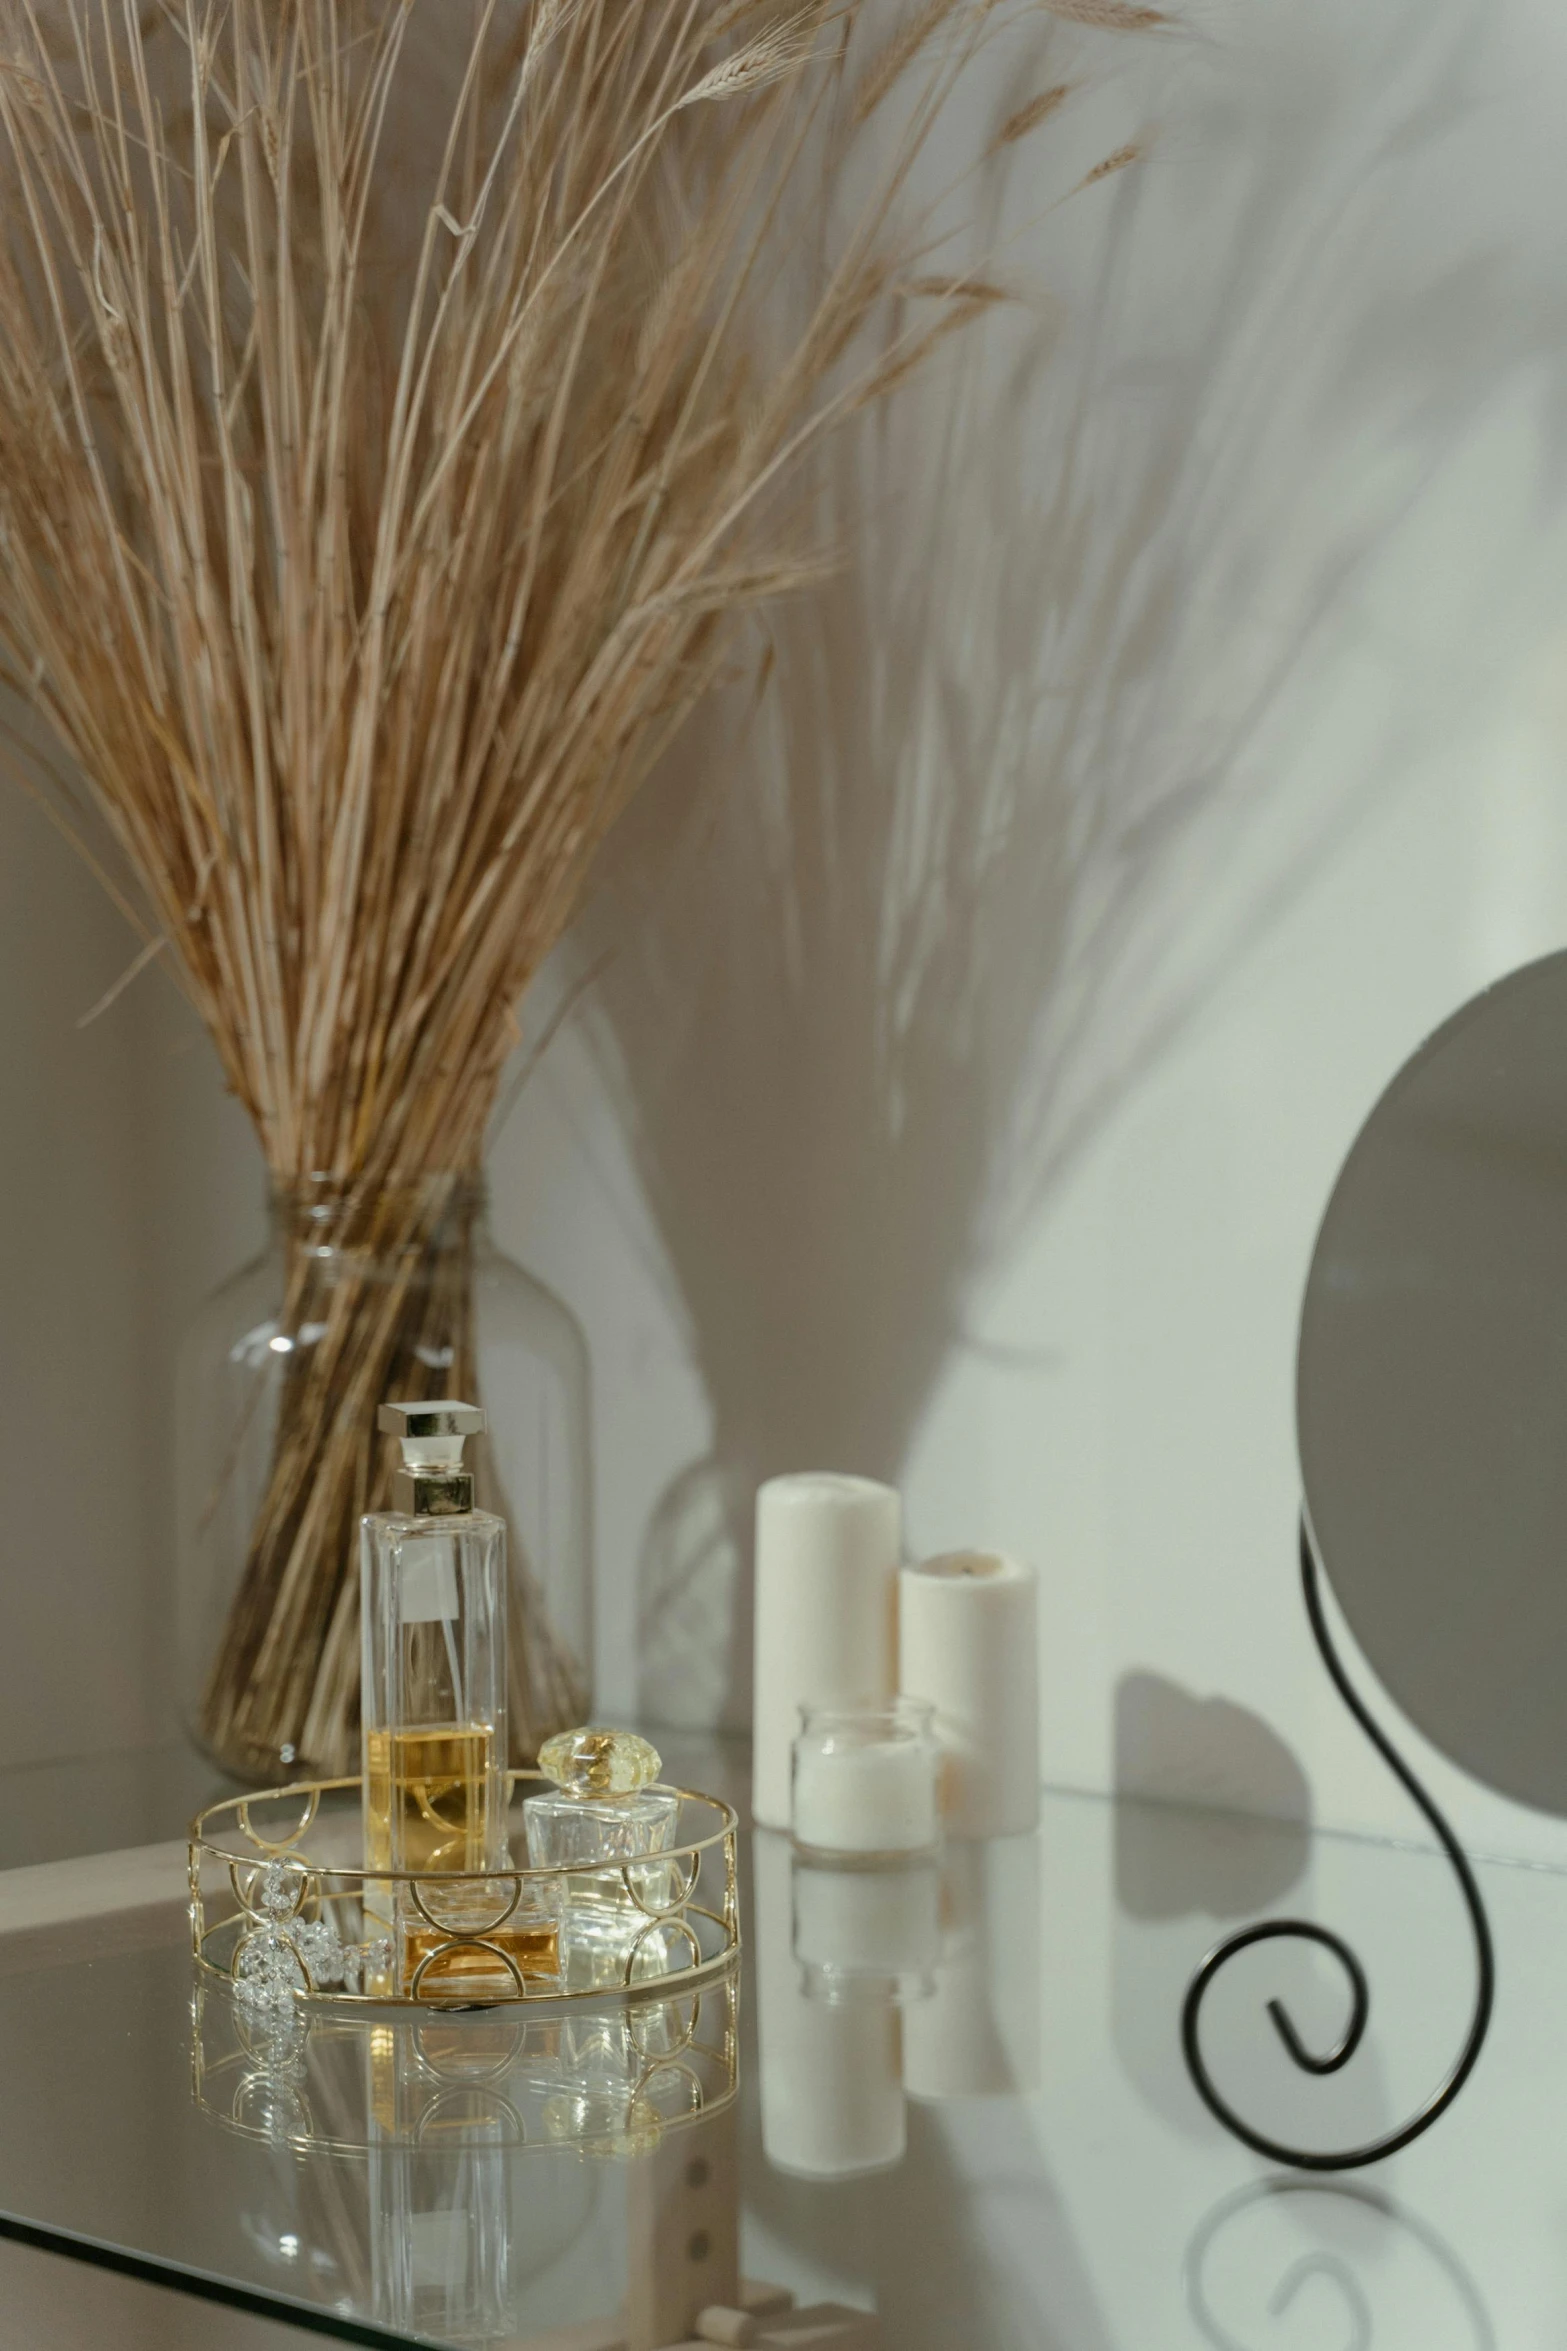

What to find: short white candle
left=899, top=1549, right=1039, bottom=1836
left=791, top=1702, right=939, bottom=1857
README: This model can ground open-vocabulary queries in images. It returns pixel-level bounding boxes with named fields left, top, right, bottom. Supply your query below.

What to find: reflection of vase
left=177, top=1173, right=592, bottom=1782
left=637, top=1455, right=753, bottom=1729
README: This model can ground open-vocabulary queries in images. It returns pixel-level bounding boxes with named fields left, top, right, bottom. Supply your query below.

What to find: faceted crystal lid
left=538, top=1726, right=661, bottom=1797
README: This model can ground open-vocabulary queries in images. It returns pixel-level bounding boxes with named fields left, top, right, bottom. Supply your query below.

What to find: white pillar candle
left=898, top=1550, right=1039, bottom=1837
left=752, top=1475, right=900, bottom=1831
left=791, top=1703, right=939, bottom=1857
left=754, top=1830, right=904, bottom=2178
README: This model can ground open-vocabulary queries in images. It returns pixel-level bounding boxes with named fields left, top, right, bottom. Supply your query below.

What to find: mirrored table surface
left=0, top=1743, right=1560, bottom=2348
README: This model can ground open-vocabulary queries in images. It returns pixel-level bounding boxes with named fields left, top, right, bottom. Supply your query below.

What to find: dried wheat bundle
left=0, top=0, right=1074, bottom=1772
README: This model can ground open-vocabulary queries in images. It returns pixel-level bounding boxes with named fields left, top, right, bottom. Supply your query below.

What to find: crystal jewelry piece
left=355, top=1938, right=394, bottom=1993
left=245, top=2005, right=306, bottom=2068
left=232, top=1904, right=394, bottom=2003
left=538, top=1726, right=662, bottom=1796
left=256, top=1860, right=308, bottom=1921
left=235, top=1929, right=308, bottom=2015
left=293, top=1917, right=367, bottom=1990
left=289, top=1919, right=338, bottom=1984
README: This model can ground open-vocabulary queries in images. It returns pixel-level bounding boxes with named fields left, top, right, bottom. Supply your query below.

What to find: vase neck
left=267, top=1172, right=486, bottom=1255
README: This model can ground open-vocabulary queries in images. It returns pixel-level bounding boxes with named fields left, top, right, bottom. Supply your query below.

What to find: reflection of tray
left=189, top=1775, right=740, bottom=2009
left=190, top=1962, right=740, bottom=2157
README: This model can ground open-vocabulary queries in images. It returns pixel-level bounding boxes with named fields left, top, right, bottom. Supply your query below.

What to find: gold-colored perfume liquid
left=364, top=1723, right=494, bottom=1875
left=363, top=1722, right=559, bottom=1999
left=402, top=1924, right=562, bottom=2001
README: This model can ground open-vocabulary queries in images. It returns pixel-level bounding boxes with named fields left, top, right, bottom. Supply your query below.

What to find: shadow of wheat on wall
left=575, top=0, right=1563, bottom=1728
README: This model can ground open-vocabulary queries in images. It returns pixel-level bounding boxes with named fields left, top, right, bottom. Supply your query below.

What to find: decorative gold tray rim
left=188, top=1771, right=741, bottom=2010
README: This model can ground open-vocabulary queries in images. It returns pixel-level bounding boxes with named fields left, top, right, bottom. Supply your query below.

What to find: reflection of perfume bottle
left=367, top=2031, right=512, bottom=2344
left=525, top=1728, right=681, bottom=1988
left=361, top=1401, right=559, bottom=1996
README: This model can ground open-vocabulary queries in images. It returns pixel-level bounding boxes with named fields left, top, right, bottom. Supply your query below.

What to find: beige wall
left=0, top=785, right=261, bottom=1770
left=0, top=786, right=160, bottom=1765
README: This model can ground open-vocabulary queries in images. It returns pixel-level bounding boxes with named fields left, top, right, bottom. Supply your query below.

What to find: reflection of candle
left=755, top=1830, right=904, bottom=2178
left=899, top=1551, right=1039, bottom=1836
left=791, top=1701, right=939, bottom=1857
left=752, top=1476, right=901, bottom=1831
left=793, top=1854, right=940, bottom=1991
left=902, top=1835, right=1042, bottom=2100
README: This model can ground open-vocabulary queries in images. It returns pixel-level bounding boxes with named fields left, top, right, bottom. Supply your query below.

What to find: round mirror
left=1298, top=947, right=1567, bottom=1814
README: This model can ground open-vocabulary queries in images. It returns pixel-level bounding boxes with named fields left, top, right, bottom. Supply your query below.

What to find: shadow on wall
left=1114, top=1670, right=1311, bottom=1920
left=1110, top=1670, right=1332, bottom=2138
left=567, top=0, right=1567, bottom=1729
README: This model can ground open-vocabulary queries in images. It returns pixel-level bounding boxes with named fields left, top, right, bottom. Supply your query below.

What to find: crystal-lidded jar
left=525, top=1729, right=682, bottom=1989
left=525, top=1786, right=681, bottom=1871
left=529, top=1807, right=684, bottom=1991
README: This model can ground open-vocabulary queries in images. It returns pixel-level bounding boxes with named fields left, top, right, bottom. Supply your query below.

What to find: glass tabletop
left=0, top=1740, right=239, bottom=1870
left=0, top=1757, right=1558, bottom=2348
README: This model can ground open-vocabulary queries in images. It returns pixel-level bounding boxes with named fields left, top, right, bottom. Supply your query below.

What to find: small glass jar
left=790, top=1699, right=941, bottom=1862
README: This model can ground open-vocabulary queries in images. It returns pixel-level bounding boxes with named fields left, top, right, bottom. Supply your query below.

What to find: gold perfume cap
left=380, top=1398, right=483, bottom=1515
left=539, top=1726, right=662, bottom=1797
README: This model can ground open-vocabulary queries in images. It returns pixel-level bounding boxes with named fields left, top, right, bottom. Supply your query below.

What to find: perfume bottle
left=361, top=1400, right=560, bottom=1997
left=524, top=1728, right=682, bottom=1988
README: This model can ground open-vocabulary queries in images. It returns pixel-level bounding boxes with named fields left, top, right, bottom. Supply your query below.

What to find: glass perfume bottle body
left=361, top=1514, right=509, bottom=1974
left=361, top=1509, right=509, bottom=1879
left=361, top=1483, right=560, bottom=1996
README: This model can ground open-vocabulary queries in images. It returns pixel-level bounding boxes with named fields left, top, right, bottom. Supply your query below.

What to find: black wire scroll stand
left=1180, top=1516, right=1496, bottom=2172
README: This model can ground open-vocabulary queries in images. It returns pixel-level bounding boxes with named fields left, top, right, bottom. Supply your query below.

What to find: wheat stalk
left=0, top=0, right=1029, bottom=1771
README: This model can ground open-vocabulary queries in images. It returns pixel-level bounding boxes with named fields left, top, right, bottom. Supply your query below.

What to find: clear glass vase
left=176, top=1174, right=592, bottom=1783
